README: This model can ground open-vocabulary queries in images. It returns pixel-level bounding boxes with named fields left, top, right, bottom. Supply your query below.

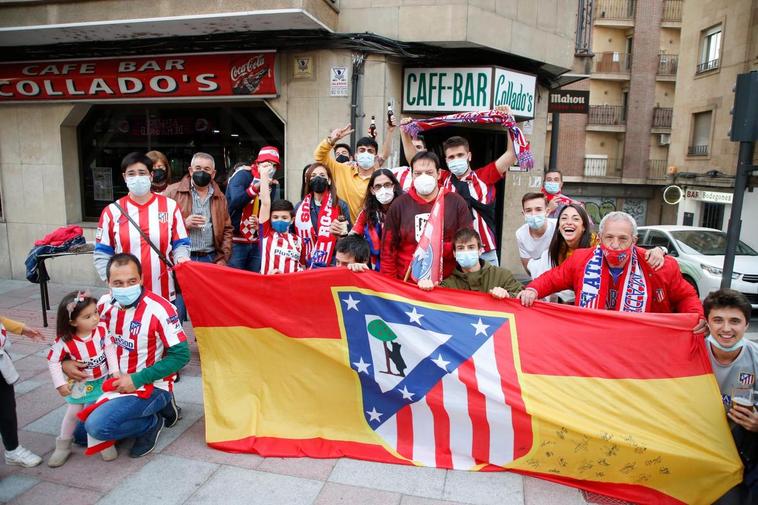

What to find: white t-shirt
left=516, top=219, right=556, bottom=260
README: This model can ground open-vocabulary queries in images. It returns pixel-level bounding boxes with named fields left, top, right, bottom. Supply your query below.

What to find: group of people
left=0, top=112, right=755, bottom=503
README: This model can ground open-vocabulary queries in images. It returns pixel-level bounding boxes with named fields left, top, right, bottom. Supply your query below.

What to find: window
left=697, top=25, right=721, bottom=73
left=700, top=202, right=724, bottom=230
left=640, top=230, right=677, bottom=256
left=688, top=111, right=711, bottom=156
left=77, top=103, right=284, bottom=221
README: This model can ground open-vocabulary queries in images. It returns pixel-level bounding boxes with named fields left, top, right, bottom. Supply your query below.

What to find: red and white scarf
left=294, top=192, right=340, bottom=268
left=579, top=246, right=648, bottom=313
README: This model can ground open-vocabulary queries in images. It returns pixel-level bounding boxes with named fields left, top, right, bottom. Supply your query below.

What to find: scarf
left=294, top=192, right=340, bottom=268
left=579, top=246, right=648, bottom=313
left=400, top=110, right=534, bottom=170
left=363, top=211, right=383, bottom=270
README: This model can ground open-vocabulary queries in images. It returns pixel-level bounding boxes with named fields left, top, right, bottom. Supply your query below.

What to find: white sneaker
left=5, top=445, right=42, bottom=467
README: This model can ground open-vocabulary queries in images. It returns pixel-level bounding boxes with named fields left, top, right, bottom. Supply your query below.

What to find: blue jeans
left=85, top=387, right=171, bottom=442
left=229, top=242, right=261, bottom=272
left=174, top=253, right=214, bottom=321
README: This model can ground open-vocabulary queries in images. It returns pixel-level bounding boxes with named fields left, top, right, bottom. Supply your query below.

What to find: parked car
left=637, top=225, right=758, bottom=309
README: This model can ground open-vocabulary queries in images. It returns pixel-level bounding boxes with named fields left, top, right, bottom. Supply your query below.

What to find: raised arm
left=400, top=117, right=419, bottom=165
left=258, top=166, right=272, bottom=225
left=314, top=124, right=355, bottom=174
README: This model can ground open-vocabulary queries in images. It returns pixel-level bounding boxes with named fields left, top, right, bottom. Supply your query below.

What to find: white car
left=637, top=225, right=758, bottom=309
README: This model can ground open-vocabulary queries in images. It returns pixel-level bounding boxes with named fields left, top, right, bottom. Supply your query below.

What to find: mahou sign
left=0, top=51, right=278, bottom=102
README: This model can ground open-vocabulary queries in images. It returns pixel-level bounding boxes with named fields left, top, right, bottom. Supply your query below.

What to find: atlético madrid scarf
left=400, top=110, right=534, bottom=170
left=578, top=246, right=648, bottom=313
left=294, top=192, right=340, bottom=268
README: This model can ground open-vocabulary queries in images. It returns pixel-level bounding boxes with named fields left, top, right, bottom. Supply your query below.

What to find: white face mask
left=413, top=173, right=437, bottom=196
left=356, top=152, right=375, bottom=169
left=126, top=175, right=152, bottom=197
left=375, top=187, right=394, bottom=205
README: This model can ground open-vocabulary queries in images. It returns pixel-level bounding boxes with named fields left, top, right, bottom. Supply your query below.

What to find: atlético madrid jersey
left=47, top=323, right=112, bottom=382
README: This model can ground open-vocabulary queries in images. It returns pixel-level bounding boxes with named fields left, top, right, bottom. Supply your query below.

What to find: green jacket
left=440, top=260, right=524, bottom=296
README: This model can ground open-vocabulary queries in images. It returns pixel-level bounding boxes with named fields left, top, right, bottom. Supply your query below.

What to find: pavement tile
left=314, top=482, right=401, bottom=505
left=162, top=419, right=264, bottom=469
left=95, top=454, right=218, bottom=505
left=0, top=475, right=38, bottom=502
left=15, top=385, right=67, bottom=427
left=153, top=402, right=204, bottom=453
left=442, top=470, right=523, bottom=505
left=5, top=343, right=40, bottom=360
left=12, top=378, right=44, bottom=396
left=400, top=497, right=470, bottom=505
left=523, top=476, right=586, bottom=505
left=7, top=481, right=102, bottom=505
left=7, top=356, right=48, bottom=376
left=185, top=466, right=323, bottom=505
left=172, top=374, right=204, bottom=406
left=257, top=456, right=338, bottom=481
left=329, top=459, right=446, bottom=499
left=23, top=404, right=67, bottom=437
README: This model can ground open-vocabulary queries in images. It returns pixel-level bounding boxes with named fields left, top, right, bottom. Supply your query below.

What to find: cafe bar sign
left=403, top=66, right=536, bottom=118
left=0, top=51, right=279, bottom=102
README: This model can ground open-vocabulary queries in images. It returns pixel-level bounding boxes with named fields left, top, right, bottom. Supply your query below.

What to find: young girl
left=46, top=290, right=120, bottom=467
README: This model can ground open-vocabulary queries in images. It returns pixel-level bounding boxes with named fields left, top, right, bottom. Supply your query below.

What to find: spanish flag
left=176, top=262, right=742, bottom=505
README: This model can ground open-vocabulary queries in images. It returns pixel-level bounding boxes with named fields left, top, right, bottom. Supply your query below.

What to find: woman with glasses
left=351, top=169, right=403, bottom=270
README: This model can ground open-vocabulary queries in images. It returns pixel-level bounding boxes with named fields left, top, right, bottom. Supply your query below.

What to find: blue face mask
left=707, top=334, right=746, bottom=353
left=447, top=158, right=469, bottom=177
left=525, top=213, right=547, bottom=230
left=544, top=181, right=561, bottom=195
left=111, top=285, right=142, bottom=307
left=356, top=152, right=375, bottom=169
left=271, top=220, right=290, bottom=234
left=455, top=250, right=479, bottom=269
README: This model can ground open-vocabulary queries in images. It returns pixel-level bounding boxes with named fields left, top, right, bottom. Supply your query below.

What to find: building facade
left=667, top=0, right=758, bottom=248
left=545, top=0, right=683, bottom=227
left=0, top=0, right=578, bottom=283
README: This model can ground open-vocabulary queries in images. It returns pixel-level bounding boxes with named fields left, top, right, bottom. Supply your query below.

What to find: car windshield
left=670, top=230, right=758, bottom=256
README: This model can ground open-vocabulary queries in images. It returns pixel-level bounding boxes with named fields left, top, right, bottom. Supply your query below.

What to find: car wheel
left=683, top=276, right=699, bottom=296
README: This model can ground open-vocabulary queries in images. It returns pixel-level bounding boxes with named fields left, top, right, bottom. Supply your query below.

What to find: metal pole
left=721, top=140, right=755, bottom=288
left=549, top=112, right=559, bottom=170
left=350, top=53, right=365, bottom=151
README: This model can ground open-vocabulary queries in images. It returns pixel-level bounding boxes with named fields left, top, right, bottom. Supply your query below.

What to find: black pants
left=0, top=374, right=19, bottom=451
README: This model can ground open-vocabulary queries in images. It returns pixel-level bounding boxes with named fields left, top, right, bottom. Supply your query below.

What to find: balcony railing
left=588, top=105, right=626, bottom=125
left=584, top=157, right=622, bottom=177
left=657, top=54, right=678, bottom=75
left=661, top=0, right=682, bottom=22
left=593, top=52, right=632, bottom=74
left=652, top=107, right=673, bottom=128
left=648, top=160, right=668, bottom=179
left=594, top=0, right=637, bottom=20
left=696, top=59, right=720, bottom=73
left=688, top=145, right=709, bottom=156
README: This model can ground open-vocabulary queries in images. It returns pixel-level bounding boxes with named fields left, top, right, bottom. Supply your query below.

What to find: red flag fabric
left=409, top=190, right=445, bottom=283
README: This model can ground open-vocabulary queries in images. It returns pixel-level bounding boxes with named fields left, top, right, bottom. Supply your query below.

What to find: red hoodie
left=380, top=187, right=472, bottom=281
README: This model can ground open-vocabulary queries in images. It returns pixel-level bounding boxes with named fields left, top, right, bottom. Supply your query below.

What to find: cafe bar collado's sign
left=403, top=66, right=537, bottom=118
left=0, top=51, right=278, bottom=102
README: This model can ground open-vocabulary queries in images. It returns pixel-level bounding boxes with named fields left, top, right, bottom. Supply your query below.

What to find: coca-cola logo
left=231, top=55, right=266, bottom=82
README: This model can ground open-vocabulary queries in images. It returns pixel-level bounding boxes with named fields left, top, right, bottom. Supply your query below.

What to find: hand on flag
left=518, top=287, right=538, bottom=307
left=489, top=287, right=509, bottom=299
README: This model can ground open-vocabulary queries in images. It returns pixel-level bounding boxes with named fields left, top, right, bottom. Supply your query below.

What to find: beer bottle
left=368, top=116, right=377, bottom=138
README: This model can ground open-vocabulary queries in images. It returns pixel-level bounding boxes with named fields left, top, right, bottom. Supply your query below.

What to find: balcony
left=587, top=105, right=626, bottom=131
left=696, top=59, right=720, bottom=74
left=661, top=0, right=682, bottom=24
left=584, top=157, right=622, bottom=178
left=657, top=54, right=678, bottom=79
left=652, top=107, right=672, bottom=131
left=593, top=52, right=632, bottom=79
left=688, top=145, right=709, bottom=156
left=647, top=160, right=668, bottom=180
left=594, top=0, right=636, bottom=26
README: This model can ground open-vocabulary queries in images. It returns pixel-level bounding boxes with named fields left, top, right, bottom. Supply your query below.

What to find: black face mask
left=335, top=154, right=350, bottom=164
left=152, top=169, right=167, bottom=183
left=310, top=176, right=329, bottom=193
left=192, top=171, right=212, bottom=187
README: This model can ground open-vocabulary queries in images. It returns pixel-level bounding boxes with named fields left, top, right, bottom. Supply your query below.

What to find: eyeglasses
left=372, top=182, right=394, bottom=191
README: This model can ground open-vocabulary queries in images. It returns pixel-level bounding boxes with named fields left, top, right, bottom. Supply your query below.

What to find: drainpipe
left=350, top=52, right=366, bottom=150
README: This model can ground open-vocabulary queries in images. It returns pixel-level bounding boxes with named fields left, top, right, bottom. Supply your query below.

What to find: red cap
left=255, top=146, right=280, bottom=165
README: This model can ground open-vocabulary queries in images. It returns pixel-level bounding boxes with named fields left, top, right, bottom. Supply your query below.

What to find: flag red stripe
left=426, top=381, right=452, bottom=468
left=395, top=405, right=414, bottom=461
left=458, top=359, right=490, bottom=465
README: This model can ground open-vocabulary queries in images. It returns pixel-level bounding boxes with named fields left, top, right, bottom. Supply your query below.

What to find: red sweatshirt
left=380, top=188, right=472, bottom=280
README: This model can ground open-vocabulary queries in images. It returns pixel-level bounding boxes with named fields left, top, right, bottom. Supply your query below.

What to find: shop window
left=696, top=25, right=721, bottom=73
left=688, top=111, right=711, bottom=156
left=700, top=202, right=724, bottom=229
left=77, top=103, right=284, bottom=221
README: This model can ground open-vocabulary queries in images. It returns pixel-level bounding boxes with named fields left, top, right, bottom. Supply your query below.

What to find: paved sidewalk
left=0, top=278, right=593, bottom=505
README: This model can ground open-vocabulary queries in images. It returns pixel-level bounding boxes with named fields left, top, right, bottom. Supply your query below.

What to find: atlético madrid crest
left=337, top=289, right=516, bottom=469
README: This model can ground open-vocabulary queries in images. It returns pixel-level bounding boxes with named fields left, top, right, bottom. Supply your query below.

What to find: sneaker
left=5, top=445, right=42, bottom=467
left=160, top=394, right=182, bottom=428
left=129, top=416, right=164, bottom=458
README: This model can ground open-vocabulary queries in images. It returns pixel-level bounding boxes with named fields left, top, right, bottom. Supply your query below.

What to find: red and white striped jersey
left=260, top=221, right=304, bottom=275
left=98, top=291, right=187, bottom=391
left=47, top=323, right=112, bottom=382
left=96, top=194, right=190, bottom=301
left=0, top=325, right=7, bottom=350
left=390, top=166, right=413, bottom=192
left=440, top=162, right=501, bottom=252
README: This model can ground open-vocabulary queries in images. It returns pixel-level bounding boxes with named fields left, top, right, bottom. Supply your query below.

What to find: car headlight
left=700, top=264, right=741, bottom=280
